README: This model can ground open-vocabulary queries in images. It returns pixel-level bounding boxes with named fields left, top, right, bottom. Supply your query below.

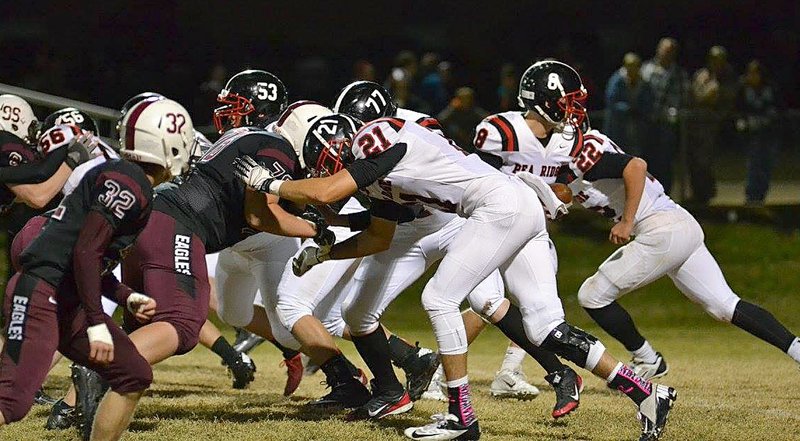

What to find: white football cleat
left=404, top=413, right=480, bottom=440
left=490, top=369, right=540, bottom=399
left=631, top=352, right=669, bottom=380
left=420, top=365, right=447, bottom=402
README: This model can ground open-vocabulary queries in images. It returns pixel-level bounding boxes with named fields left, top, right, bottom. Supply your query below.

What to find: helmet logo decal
left=256, top=82, right=279, bottom=101
left=365, top=89, right=388, bottom=113
left=547, top=72, right=565, bottom=95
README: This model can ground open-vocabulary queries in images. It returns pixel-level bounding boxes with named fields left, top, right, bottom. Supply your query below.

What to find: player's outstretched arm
left=234, top=155, right=359, bottom=205
left=9, top=163, right=72, bottom=209
left=243, top=188, right=318, bottom=238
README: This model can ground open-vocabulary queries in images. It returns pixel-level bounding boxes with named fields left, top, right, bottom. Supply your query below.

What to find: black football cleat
left=72, top=364, right=109, bottom=441
left=34, top=387, right=58, bottom=406
left=45, top=399, right=77, bottom=430
left=399, top=346, right=441, bottom=402
left=226, top=352, right=257, bottom=389
left=638, top=384, right=678, bottom=441
left=310, top=370, right=371, bottom=409
left=346, top=381, right=413, bottom=420
left=545, top=367, right=582, bottom=419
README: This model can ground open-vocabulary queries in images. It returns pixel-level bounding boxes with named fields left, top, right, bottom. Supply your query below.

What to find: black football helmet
left=518, top=60, right=588, bottom=128
left=213, top=69, right=288, bottom=133
left=302, top=114, right=363, bottom=177
left=332, top=81, right=397, bottom=122
left=40, top=107, right=99, bottom=135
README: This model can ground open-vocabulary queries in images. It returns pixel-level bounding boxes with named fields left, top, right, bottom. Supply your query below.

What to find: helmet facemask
left=310, top=133, right=353, bottom=178
left=213, top=89, right=255, bottom=133
left=558, top=89, right=588, bottom=130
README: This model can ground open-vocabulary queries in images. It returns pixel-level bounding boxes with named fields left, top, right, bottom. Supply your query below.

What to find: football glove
left=516, top=172, right=569, bottom=220
left=300, top=209, right=336, bottom=249
left=292, top=246, right=330, bottom=276
left=233, top=155, right=275, bottom=193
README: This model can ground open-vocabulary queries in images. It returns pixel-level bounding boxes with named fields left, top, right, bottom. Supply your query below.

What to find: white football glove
left=516, top=172, right=569, bottom=220
left=292, top=246, right=330, bottom=277
left=233, top=155, right=278, bottom=194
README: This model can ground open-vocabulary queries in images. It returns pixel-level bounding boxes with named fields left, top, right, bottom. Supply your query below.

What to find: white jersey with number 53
left=352, top=118, right=501, bottom=216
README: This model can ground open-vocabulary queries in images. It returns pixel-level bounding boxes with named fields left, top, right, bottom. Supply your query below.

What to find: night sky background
left=1, top=0, right=797, bottom=123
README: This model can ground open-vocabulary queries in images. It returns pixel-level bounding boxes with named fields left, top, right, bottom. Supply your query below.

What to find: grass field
left=2, top=212, right=800, bottom=440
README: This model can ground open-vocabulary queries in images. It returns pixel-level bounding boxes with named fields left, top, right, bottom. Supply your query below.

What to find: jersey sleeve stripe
left=568, top=127, right=585, bottom=158
left=416, top=117, right=443, bottom=131
left=488, top=115, right=518, bottom=152
left=356, top=118, right=406, bottom=138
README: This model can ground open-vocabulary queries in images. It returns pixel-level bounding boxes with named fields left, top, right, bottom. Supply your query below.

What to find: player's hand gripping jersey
left=18, top=159, right=154, bottom=325
left=155, top=126, right=303, bottom=253
left=348, top=118, right=500, bottom=216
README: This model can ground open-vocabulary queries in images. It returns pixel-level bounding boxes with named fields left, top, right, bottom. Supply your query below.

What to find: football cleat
left=72, top=364, right=109, bottom=441
left=637, top=384, right=678, bottom=441
left=545, top=367, right=583, bottom=419
left=401, top=347, right=441, bottom=401
left=632, top=352, right=669, bottom=380
left=421, top=365, right=447, bottom=402
left=404, top=413, right=480, bottom=440
left=227, top=352, right=257, bottom=389
left=233, top=328, right=266, bottom=354
left=44, top=399, right=77, bottom=430
left=281, top=353, right=304, bottom=396
left=310, top=369, right=371, bottom=408
left=490, top=369, right=540, bottom=400
left=346, top=381, right=413, bottom=420
left=34, top=387, right=58, bottom=406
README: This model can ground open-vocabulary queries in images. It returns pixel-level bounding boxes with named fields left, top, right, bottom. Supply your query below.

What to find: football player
left=0, top=98, right=190, bottom=441
left=475, top=60, right=800, bottom=382
left=235, top=113, right=677, bottom=440
left=335, top=81, right=578, bottom=411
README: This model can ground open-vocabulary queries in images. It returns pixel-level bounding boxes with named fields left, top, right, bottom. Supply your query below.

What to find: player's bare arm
left=329, top=215, right=396, bottom=259
left=243, top=187, right=318, bottom=238
left=610, top=157, right=647, bottom=244
left=9, top=163, right=72, bottom=209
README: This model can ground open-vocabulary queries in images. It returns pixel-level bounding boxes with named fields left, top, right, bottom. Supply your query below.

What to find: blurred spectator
left=194, top=63, right=228, bottom=125
left=687, top=45, right=736, bottom=205
left=387, top=67, right=430, bottom=114
left=419, top=52, right=448, bottom=113
left=393, top=50, right=419, bottom=86
left=438, top=61, right=455, bottom=97
left=736, top=60, right=780, bottom=205
left=353, top=60, right=376, bottom=82
left=437, top=87, right=488, bottom=148
left=497, top=63, right=517, bottom=112
left=640, top=37, right=689, bottom=194
left=603, top=52, right=654, bottom=156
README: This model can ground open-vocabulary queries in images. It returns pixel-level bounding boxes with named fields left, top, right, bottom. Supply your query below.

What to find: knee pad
left=218, top=301, right=254, bottom=328
left=541, top=322, right=606, bottom=370
left=341, top=297, right=381, bottom=336
left=108, top=355, right=153, bottom=393
left=703, top=294, right=740, bottom=323
left=578, top=272, right=620, bottom=309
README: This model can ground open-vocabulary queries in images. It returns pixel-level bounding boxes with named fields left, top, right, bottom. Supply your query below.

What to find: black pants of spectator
left=642, top=122, right=678, bottom=195
left=686, top=116, right=719, bottom=205
left=745, top=129, right=778, bottom=204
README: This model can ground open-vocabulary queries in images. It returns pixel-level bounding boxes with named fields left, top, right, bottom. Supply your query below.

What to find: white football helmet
left=0, top=94, right=38, bottom=143
left=274, top=100, right=333, bottom=169
left=118, top=98, right=195, bottom=177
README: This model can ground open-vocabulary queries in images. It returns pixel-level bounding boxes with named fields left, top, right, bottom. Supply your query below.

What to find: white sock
left=788, top=338, right=800, bottom=363
left=631, top=341, right=658, bottom=364
left=606, top=362, right=624, bottom=383
left=499, top=345, right=526, bottom=372
left=446, top=375, right=469, bottom=389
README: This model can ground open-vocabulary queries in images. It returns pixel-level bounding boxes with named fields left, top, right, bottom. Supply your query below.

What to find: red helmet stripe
left=124, top=99, right=157, bottom=151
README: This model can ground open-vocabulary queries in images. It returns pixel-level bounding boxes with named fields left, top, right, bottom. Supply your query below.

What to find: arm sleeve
left=346, top=143, right=407, bottom=189
left=100, top=272, right=135, bottom=305
left=73, top=211, right=115, bottom=325
left=583, top=152, right=634, bottom=181
left=0, top=149, right=66, bottom=184
left=473, top=150, right=503, bottom=169
left=346, top=210, right=372, bottom=231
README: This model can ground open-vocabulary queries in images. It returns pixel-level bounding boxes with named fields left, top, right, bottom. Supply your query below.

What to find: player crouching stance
left=235, top=114, right=678, bottom=440
left=0, top=100, right=190, bottom=440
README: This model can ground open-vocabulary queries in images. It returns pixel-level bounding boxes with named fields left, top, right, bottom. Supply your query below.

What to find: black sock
left=387, top=334, right=418, bottom=369
left=352, top=327, right=404, bottom=392
left=732, top=300, right=797, bottom=352
left=608, top=363, right=652, bottom=406
left=268, top=339, right=300, bottom=360
left=211, top=336, right=240, bottom=365
left=494, top=304, right=565, bottom=374
left=585, top=302, right=646, bottom=352
left=320, top=353, right=360, bottom=384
